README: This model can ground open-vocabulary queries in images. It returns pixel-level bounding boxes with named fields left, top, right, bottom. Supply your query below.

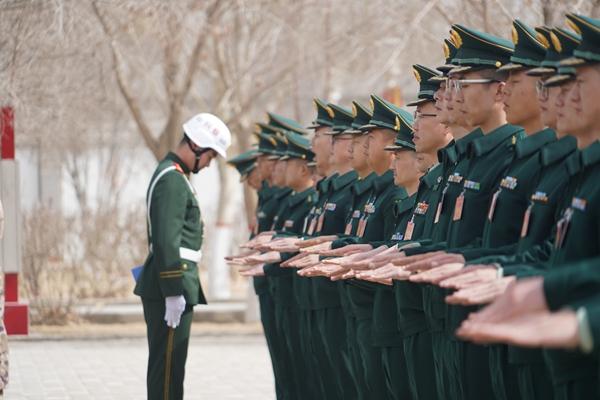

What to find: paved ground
left=5, top=334, right=275, bottom=400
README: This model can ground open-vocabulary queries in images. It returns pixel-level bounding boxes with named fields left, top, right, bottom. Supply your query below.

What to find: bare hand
left=409, top=263, right=464, bottom=284
left=465, top=276, right=547, bottom=324
left=457, top=309, right=579, bottom=349
left=445, top=276, right=515, bottom=305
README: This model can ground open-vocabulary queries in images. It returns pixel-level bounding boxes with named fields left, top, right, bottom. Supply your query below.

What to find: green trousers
left=258, top=292, right=284, bottom=400
left=355, top=318, right=391, bottom=399
left=553, top=376, right=598, bottom=400
left=489, top=345, right=523, bottom=400
left=430, top=329, right=451, bottom=400
left=381, top=345, right=412, bottom=400
left=142, top=299, right=193, bottom=400
left=315, top=307, right=355, bottom=399
left=404, top=332, right=438, bottom=400
left=515, top=363, right=555, bottom=400
left=297, top=310, right=326, bottom=399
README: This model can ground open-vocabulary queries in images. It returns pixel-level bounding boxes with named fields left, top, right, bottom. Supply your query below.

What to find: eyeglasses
left=536, top=80, right=549, bottom=101
left=413, top=111, right=438, bottom=119
left=447, top=78, right=497, bottom=94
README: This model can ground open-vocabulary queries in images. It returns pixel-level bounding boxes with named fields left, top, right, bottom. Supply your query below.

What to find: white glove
left=164, top=295, right=186, bottom=328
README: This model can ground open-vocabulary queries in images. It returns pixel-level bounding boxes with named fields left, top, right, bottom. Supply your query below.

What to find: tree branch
left=91, top=1, right=160, bottom=159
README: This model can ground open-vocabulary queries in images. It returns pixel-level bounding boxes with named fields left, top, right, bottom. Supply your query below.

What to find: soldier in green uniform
left=230, top=127, right=287, bottom=400
left=358, top=63, right=453, bottom=400
left=303, top=95, right=410, bottom=399
left=274, top=101, right=361, bottom=399
left=445, top=13, right=600, bottom=400
left=367, top=112, right=420, bottom=400
left=389, top=25, right=523, bottom=400
left=135, top=113, right=231, bottom=400
left=417, top=22, right=585, bottom=400
left=227, top=149, right=260, bottom=188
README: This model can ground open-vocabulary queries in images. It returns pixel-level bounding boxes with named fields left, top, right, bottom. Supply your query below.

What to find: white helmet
left=182, top=113, right=232, bottom=158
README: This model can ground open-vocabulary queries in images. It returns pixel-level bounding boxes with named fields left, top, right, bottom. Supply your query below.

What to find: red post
left=0, top=107, right=14, bottom=160
left=1, top=106, right=28, bottom=334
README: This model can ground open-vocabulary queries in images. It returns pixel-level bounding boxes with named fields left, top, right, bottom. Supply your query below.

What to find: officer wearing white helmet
left=134, top=113, right=231, bottom=400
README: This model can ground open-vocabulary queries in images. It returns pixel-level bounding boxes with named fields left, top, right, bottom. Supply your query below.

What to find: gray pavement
left=5, top=335, right=275, bottom=400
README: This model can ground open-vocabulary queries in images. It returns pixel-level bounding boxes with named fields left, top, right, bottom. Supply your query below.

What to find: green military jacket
left=337, top=172, right=378, bottom=240
left=264, top=187, right=317, bottom=308
left=456, top=128, right=556, bottom=258
left=541, top=141, right=600, bottom=384
left=445, top=124, right=526, bottom=248
left=372, top=192, right=416, bottom=346
left=311, top=171, right=359, bottom=310
left=346, top=170, right=407, bottom=320
left=253, top=183, right=287, bottom=295
left=134, top=153, right=206, bottom=305
left=444, top=124, right=525, bottom=335
left=469, top=135, right=578, bottom=267
left=289, top=175, right=331, bottom=311
left=403, top=132, right=481, bottom=330
left=387, top=164, right=446, bottom=339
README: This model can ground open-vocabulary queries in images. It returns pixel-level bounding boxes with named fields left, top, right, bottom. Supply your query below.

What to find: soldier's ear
left=494, top=81, right=506, bottom=102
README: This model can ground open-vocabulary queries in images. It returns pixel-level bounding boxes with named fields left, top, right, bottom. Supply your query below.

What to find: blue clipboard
left=131, top=265, right=144, bottom=282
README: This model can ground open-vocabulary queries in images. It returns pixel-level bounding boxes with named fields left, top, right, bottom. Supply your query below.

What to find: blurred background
left=1, top=0, right=599, bottom=326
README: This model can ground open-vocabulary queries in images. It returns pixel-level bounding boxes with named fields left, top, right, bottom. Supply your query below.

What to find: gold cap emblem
left=511, top=26, right=519, bottom=45
left=536, top=32, right=550, bottom=49
left=413, top=67, right=422, bottom=83
left=550, top=32, right=562, bottom=53
left=566, top=18, right=582, bottom=35
left=326, top=106, right=334, bottom=119
left=394, top=115, right=401, bottom=131
left=351, top=103, right=358, bottom=117
left=443, top=41, right=450, bottom=59
left=450, top=29, right=462, bottom=48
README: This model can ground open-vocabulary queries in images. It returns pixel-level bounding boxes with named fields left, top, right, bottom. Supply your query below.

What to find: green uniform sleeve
left=543, top=256, right=600, bottom=311
left=149, top=173, right=188, bottom=297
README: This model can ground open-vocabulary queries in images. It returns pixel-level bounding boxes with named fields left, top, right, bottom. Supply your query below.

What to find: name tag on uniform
left=520, top=203, right=533, bottom=238
left=414, top=202, right=429, bottom=215
left=352, top=210, right=361, bottom=218
left=531, top=191, right=548, bottom=203
left=453, top=192, right=465, bottom=221
left=448, top=173, right=463, bottom=184
left=357, top=216, right=368, bottom=237
left=488, top=188, right=501, bottom=221
left=404, top=220, right=415, bottom=240
left=325, top=203, right=337, bottom=211
left=463, top=180, right=481, bottom=191
left=391, top=232, right=404, bottom=241
left=572, top=197, right=587, bottom=211
left=316, top=212, right=325, bottom=233
left=500, top=176, right=518, bottom=190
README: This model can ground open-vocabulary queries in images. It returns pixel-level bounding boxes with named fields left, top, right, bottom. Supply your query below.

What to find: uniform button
left=182, top=263, right=188, bottom=270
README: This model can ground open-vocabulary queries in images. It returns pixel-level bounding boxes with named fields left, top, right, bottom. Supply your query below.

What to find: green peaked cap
left=267, top=112, right=308, bottom=135
left=528, top=26, right=581, bottom=77
left=437, top=38, right=459, bottom=73
left=345, top=101, right=373, bottom=134
left=384, top=108, right=415, bottom=151
left=407, top=64, right=442, bottom=106
left=253, top=122, right=279, bottom=155
left=227, top=149, right=258, bottom=178
left=361, top=94, right=409, bottom=132
left=498, top=19, right=548, bottom=72
left=560, top=14, right=600, bottom=67
left=307, top=98, right=335, bottom=128
left=281, top=131, right=315, bottom=161
left=266, top=130, right=289, bottom=160
left=449, top=24, right=514, bottom=73
left=325, top=103, right=354, bottom=135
